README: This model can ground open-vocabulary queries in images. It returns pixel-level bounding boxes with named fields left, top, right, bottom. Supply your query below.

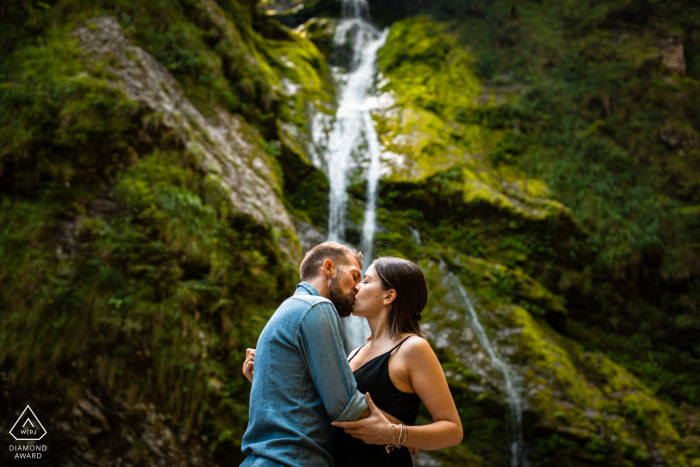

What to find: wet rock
left=72, top=16, right=299, bottom=260
left=293, top=218, right=327, bottom=252
left=659, top=37, right=686, bottom=75
left=417, top=262, right=687, bottom=467
left=0, top=373, right=210, bottom=466
left=659, top=120, right=699, bottom=149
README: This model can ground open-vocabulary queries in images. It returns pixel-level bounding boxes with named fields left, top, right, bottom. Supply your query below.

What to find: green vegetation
left=2, top=0, right=699, bottom=465
left=358, top=3, right=700, bottom=465
left=0, top=0, right=333, bottom=463
left=428, top=0, right=700, bottom=410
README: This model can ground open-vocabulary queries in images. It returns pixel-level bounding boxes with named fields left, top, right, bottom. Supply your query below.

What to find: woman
left=331, top=256, right=462, bottom=466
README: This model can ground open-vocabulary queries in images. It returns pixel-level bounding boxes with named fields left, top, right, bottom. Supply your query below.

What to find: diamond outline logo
left=9, top=406, right=47, bottom=441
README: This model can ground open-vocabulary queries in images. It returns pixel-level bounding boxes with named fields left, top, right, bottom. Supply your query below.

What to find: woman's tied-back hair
left=299, top=242, right=364, bottom=281
left=370, top=256, right=428, bottom=341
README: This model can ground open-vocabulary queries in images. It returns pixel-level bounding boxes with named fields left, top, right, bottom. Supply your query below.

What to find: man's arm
left=298, top=303, right=368, bottom=421
left=241, top=348, right=404, bottom=424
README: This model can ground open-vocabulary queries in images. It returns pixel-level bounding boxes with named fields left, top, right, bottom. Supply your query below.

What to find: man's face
left=328, top=255, right=362, bottom=318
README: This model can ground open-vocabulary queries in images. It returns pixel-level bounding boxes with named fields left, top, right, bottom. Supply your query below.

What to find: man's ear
left=322, top=258, right=335, bottom=278
left=382, top=289, right=397, bottom=306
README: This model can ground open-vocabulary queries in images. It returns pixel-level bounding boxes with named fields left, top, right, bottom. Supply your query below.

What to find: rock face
left=1, top=0, right=699, bottom=466
left=0, top=1, right=322, bottom=465
left=72, top=16, right=298, bottom=259
left=660, top=37, right=687, bottom=75
left=0, top=373, right=212, bottom=466
left=420, top=262, right=684, bottom=466
left=298, top=8, right=700, bottom=467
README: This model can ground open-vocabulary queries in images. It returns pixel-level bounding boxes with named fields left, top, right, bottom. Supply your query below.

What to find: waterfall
left=448, top=271, right=527, bottom=467
left=319, top=0, right=387, bottom=350
left=326, top=18, right=387, bottom=244
left=408, top=226, right=422, bottom=245
left=341, top=0, right=369, bottom=19
left=360, top=108, right=382, bottom=259
left=312, top=4, right=527, bottom=462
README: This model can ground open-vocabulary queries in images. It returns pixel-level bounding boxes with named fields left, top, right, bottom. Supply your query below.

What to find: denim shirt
left=241, top=283, right=368, bottom=467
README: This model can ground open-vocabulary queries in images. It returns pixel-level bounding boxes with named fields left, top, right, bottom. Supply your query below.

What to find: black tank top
left=333, top=336, right=421, bottom=467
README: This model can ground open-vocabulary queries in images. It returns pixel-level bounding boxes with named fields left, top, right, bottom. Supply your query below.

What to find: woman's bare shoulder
left=400, top=334, right=434, bottom=357
left=400, top=336, right=443, bottom=380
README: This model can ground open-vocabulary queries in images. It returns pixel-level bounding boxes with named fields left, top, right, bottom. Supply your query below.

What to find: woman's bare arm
left=395, top=338, right=463, bottom=449
left=332, top=338, right=463, bottom=450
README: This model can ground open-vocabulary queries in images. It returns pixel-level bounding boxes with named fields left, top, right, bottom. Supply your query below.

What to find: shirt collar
left=296, top=282, right=322, bottom=297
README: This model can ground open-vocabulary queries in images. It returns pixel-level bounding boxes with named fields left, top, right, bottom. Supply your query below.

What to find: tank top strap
left=348, top=345, right=365, bottom=363
left=388, top=335, right=414, bottom=355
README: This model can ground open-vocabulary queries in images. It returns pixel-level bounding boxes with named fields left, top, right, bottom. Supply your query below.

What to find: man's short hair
left=299, top=242, right=364, bottom=281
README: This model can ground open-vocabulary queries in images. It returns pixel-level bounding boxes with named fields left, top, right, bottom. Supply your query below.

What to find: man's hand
left=242, top=348, right=255, bottom=383
left=331, top=393, right=393, bottom=445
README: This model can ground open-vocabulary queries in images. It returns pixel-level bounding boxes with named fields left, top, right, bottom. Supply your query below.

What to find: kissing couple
left=240, top=242, right=463, bottom=466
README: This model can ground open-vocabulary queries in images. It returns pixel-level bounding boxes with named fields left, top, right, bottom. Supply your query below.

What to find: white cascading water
left=448, top=271, right=527, bottom=467
left=321, top=0, right=387, bottom=350
left=316, top=3, right=528, bottom=462
left=360, top=108, right=383, bottom=259
left=341, top=0, right=369, bottom=19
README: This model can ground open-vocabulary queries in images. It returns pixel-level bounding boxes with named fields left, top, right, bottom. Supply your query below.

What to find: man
left=240, top=242, right=372, bottom=466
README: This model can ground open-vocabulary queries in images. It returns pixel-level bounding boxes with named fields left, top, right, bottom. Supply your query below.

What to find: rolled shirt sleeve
left=298, top=302, right=369, bottom=422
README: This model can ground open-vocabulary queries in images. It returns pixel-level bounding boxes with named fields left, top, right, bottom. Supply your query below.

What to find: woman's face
left=352, top=264, right=389, bottom=318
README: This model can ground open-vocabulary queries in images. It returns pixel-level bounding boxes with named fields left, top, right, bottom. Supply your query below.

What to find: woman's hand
left=331, top=393, right=394, bottom=445
left=242, top=348, right=255, bottom=383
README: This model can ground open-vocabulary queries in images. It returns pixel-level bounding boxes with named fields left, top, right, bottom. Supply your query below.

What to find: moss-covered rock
left=363, top=11, right=700, bottom=467
left=2, top=1, right=700, bottom=466
left=0, top=0, right=331, bottom=464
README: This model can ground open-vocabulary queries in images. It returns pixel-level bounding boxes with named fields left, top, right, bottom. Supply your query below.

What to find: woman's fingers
left=242, top=349, right=256, bottom=371
left=365, top=392, right=379, bottom=413
left=331, top=421, right=358, bottom=429
left=242, top=358, right=255, bottom=383
left=242, top=355, right=254, bottom=370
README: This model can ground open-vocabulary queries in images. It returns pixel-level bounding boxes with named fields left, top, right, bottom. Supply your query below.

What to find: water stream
left=314, top=2, right=528, bottom=462
left=320, top=0, right=386, bottom=350
left=448, top=271, right=527, bottom=467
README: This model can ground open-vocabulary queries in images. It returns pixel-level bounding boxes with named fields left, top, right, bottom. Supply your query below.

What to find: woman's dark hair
left=369, top=256, right=428, bottom=341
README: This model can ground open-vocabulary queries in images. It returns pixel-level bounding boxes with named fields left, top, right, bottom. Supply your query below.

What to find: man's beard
left=329, top=276, right=355, bottom=318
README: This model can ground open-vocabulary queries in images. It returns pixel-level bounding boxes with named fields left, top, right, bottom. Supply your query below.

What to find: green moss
left=362, top=229, right=690, bottom=465
left=373, top=17, right=488, bottom=182
left=3, top=1, right=700, bottom=466
left=0, top=1, right=326, bottom=462
left=264, top=21, right=335, bottom=229
left=295, top=17, right=337, bottom=59
left=369, top=5, right=700, bottom=437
